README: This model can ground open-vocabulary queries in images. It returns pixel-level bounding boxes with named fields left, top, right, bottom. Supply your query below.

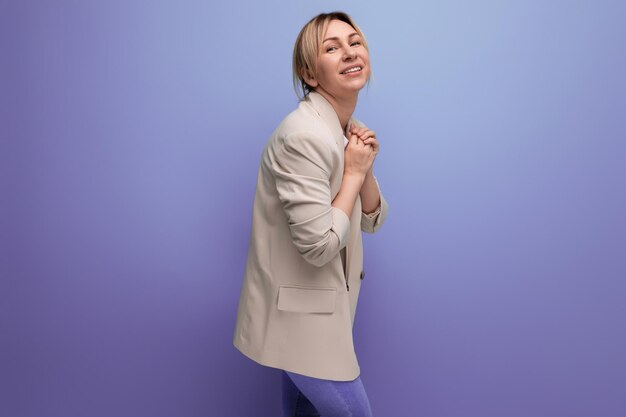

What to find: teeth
left=342, top=66, right=362, bottom=74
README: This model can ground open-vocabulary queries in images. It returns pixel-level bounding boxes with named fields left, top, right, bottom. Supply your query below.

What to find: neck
left=313, top=88, right=358, bottom=134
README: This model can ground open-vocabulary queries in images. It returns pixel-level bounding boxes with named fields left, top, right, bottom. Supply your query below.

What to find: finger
left=360, top=139, right=373, bottom=149
left=352, top=125, right=367, bottom=136
left=349, top=131, right=360, bottom=146
left=363, top=141, right=379, bottom=153
left=359, top=129, right=375, bottom=138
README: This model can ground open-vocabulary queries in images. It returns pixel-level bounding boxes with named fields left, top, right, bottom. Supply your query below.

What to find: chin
left=349, top=83, right=368, bottom=93
left=341, top=80, right=367, bottom=90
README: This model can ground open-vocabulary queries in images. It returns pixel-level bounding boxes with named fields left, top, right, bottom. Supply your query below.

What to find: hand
left=349, top=123, right=379, bottom=176
left=343, top=124, right=375, bottom=179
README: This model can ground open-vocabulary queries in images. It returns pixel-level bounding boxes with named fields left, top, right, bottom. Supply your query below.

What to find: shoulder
left=279, top=100, right=326, bottom=134
left=270, top=100, right=335, bottom=152
left=262, top=101, right=337, bottom=175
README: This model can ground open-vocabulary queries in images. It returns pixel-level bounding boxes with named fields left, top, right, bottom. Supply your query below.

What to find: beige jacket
left=232, top=90, right=389, bottom=381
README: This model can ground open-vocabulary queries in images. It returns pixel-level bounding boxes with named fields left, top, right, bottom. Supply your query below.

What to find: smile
left=340, top=66, right=362, bottom=75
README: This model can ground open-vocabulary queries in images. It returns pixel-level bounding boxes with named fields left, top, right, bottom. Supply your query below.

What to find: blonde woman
left=233, top=11, right=389, bottom=416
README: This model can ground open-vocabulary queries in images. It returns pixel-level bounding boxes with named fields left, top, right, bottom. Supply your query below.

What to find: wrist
left=344, top=172, right=366, bottom=186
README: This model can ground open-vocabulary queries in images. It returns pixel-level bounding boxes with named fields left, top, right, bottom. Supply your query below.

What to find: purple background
left=3, top=1, right=625, bottom=416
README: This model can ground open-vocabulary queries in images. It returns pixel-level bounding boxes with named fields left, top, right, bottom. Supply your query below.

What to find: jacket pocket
left=277, top=285, right=337, bottom=314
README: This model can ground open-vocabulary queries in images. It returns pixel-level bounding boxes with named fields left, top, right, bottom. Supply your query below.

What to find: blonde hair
left=292, top=11, right=371, bottom=101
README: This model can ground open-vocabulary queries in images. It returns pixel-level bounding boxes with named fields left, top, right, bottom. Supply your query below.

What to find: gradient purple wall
left=2, top=1, right=625, bottom=416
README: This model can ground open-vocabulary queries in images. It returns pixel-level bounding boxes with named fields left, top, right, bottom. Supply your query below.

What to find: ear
left=301, top=67, right=319, bottom=88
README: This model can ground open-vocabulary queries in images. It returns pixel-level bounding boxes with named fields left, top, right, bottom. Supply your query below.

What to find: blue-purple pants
left=281, top=370, right=374, bottom=417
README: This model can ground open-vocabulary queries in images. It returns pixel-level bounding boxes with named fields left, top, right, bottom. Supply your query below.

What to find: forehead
left=323, top=19, right=358, bottom=39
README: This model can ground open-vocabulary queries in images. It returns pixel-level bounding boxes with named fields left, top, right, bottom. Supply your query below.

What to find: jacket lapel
left=306, top=91, right=357, bottom=151
left=305, top=91, right=358, bottom=281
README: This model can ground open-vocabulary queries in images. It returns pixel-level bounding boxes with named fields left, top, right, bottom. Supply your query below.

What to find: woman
left=233, top=11, right=389, bottom=416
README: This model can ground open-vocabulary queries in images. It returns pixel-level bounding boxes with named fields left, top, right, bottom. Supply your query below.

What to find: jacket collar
left=305, top=90, right=356, bottom=146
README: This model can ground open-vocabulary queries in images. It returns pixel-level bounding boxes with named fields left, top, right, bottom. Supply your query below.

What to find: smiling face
left=303, top=19, right=371, bottom=100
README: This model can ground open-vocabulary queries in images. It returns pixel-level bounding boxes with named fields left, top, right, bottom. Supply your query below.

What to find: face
left=304, top=19, right=370, bottom=99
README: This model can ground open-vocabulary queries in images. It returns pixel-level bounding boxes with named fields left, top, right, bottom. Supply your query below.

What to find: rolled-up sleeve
left=270, top=131, right=350, bottom=267
left=361, top=175, right=389, bottom=234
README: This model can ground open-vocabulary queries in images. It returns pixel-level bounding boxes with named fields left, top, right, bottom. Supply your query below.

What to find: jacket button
left=360, top=270, right=365, bottom=280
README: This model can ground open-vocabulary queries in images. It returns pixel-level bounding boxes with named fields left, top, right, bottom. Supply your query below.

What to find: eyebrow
left=323, top=32, right=359, bottom=43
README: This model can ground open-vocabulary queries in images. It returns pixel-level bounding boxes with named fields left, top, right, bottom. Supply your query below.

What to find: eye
left=325, top=40, right=361, bottom=53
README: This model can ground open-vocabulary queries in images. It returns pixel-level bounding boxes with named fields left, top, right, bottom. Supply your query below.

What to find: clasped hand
left=343, top=122, right=379, bottom=178
left=349, top=122, right=379, bottom=155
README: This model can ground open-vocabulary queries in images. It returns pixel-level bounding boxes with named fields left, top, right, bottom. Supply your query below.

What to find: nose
left=343, top=46, right=356, bottom=59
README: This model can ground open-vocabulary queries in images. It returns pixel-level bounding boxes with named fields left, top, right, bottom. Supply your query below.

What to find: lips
left=340, top=65, right=363, bottom=74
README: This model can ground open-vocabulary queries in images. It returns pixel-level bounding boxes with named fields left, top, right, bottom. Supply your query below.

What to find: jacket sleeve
left=270, top=130, right=350, bottom=267
left=361, top=175, right=389, bottom=234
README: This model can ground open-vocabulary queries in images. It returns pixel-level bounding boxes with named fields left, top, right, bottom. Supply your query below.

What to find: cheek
left=317, top=63, right=336, bottom=81
left=364, top=62, right=372, bottom=78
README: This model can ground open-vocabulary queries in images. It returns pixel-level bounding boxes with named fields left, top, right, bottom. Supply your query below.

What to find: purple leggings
left=281, top=370, right=374, bottom=417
